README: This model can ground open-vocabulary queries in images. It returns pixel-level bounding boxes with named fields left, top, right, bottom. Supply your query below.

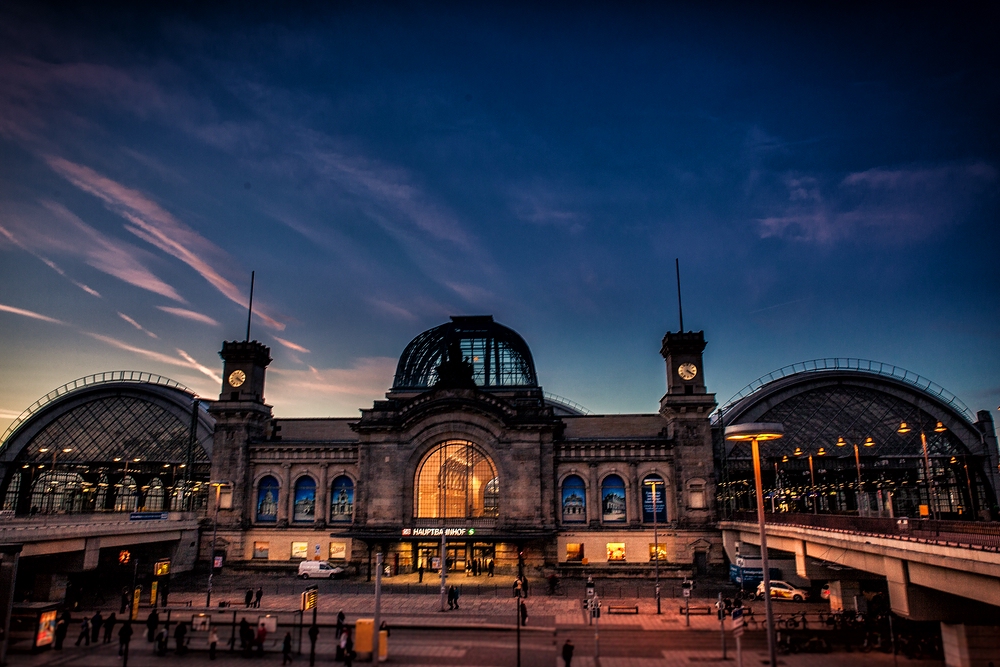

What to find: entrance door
left=694, top=551, right=708, bottom=575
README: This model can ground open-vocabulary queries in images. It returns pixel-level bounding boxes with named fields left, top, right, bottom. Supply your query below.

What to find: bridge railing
left=727, top=511, right=1000, bottom=552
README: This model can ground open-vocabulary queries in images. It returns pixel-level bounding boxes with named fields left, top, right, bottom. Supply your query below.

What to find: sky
left=1, top=2, right=998, bottom=436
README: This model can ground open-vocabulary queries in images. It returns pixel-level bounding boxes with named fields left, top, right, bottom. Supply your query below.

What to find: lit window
left=291, top=542, right=308, bottom=559
left=566, top=543, right=584, bottom=562
left=414, top=440, right=498, bottom=519
left=253, top=542, right=269, bottom=559
left=329, top=542, right=347, bottom=560
left=606, top=543, right=626, bottom=561
left=649, top=544, right=667, bottom=561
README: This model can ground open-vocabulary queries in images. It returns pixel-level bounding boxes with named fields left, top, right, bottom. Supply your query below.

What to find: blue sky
left=1, top=3, right=998, bottom=433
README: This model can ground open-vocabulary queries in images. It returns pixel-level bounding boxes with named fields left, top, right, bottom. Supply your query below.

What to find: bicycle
left=782, top=611, right=809, bottom=629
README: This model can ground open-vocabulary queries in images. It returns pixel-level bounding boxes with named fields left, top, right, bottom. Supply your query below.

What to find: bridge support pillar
left=941, top=623, right=1000, bottom=667
left=171, top=529, right=200, bottom=574
left=83, top=538, right=100, bottom=571
left=828, top=580, right=861, bottom=612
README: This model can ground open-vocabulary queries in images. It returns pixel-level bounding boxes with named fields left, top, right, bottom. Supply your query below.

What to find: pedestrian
left=453, top=585, right=460, bottom=609
left=255, top=622, right=267, bottom=656
left=341, top=628, right=354, bottom=667
left=103, top=612, right=116, bottom=644
left=154, top=626, right=168, bottom=656
left=54, top=612, right=69, bottom=650
left=336, top=626, right=347, bottom=662
left=118, top=619, right=133, bottom=657
left=417, top=563, right=424, bottom=582
left=447, top=585, right=454, bottom=610
left=254, top=586, right=263, bottom=608
left=209, top=627, right=219, bottom=660
left=245, top=588, right=253, bottom=608
left=488, top=559, right=494, bottom=577
left=75, top=616, right=90, bottom=646
left=562, top=638, right=574, bottom=667
left=174, top=621, right=188, bottom=655
left=159, top=578, right=170, bottom=607
left=120, top=586, right=130, bottom=614
left=146, top=608, right=159, bottom=641
left=90, top=610, right=102, bottom=643
left=282, top=631, right=293, bottom=664
left=239, top=617, right=252, bottom=656
left=335, top=610, right=345, bottom=639
left=519, top=600, right=528, bottom=626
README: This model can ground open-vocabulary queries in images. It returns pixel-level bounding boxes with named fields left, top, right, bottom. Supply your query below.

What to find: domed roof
left=392, top=316, right=538, bottom=391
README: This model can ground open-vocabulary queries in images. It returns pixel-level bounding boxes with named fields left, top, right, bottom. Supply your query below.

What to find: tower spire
left=245, top=271, right=255, bottom=342
left=675, top=258, right=684, bottom=333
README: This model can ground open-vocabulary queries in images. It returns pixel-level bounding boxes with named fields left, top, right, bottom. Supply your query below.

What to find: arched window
left=145, top=477, right=166, bottom=511
left=293, top=476, right=316, bottom=522
left=95, top=474, right=109, bottom=511
left=256, top=476, right=279, bottom=522
left=29, top=471, right=85, bottom=514
left=2, top=475, right=20, bottom=512
left=561, top=475, right=587, bottom=523
left=414, top=440, right=498, bottom=519
left=114, top=475, right=138, bottom=512
left=329, top=476, right=354, bottom=523
left=642, top=474, right=668, bottom=523
left=601, top=474, right=627, bottom=523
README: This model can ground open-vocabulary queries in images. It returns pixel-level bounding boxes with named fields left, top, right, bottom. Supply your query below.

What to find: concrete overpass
left=721, top=513, right=1000, bottom=666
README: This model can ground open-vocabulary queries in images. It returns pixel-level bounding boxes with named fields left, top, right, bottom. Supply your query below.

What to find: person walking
left=103, top=612, right=116, bottom=644
left=208, top=627, right=219, bottom=660
left=145, top=608, right=159, bottom=642
left=417, top=563, right=424, bottom=583
left=519, top=600, right=528, bottom=627
left=239, top=618, right=252, bottom=656
left=562, top=639, right=574, bottom=667
left=90, top=611, right=102, bottom=644
left=307, top=623, right=319, bottom=663
left=282, top=631, right=293, bottom=665
left=158, top=578, right=170, bottom=607
left=174, top=621, right=188, bottom=655
left=75, top=616, right=90, bottom=646
left=118, top=619, right=133, bottom=657
left=255, top=623, right=267, bottom=656
left=335, top=610, right=345, bottom=639
left=244, top=588, right=253, bottom=608
left=488, top=559, right=494, bottom=577
left=453, top=585, right=460, bottom=609
left=447, top=585, right=454, bottom=610
left=54, top=612, right=69, bottom=650
left=341, top=629, right=354, bottom=667
left=254, top=586, right=263, bottom=608
left=155, top=626, right=168, bottom=656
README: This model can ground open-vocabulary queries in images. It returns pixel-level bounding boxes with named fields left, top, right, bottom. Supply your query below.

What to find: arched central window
left=415, top=440, right=498, bottom=519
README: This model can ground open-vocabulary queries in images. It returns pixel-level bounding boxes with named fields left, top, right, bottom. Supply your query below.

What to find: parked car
left=756, top=580, right=809, bottom=601
left=820, top=583, right=831, bottom=600
left=298, top=560, right=345, bottom=579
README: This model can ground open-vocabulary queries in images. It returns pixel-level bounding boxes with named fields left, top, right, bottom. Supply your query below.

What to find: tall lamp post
left=897, top=421, right=946, bottom=520
left=644, top=478, right=662, bottom=614
left=793, top=447, right=826, bottom=513
left=836, top=436, right=874, bottom=516
left=206, top=481, right=231, bottom=608
left=725, top=422, right=784, bottom=667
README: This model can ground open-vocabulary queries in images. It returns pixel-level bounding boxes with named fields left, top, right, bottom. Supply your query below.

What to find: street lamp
left=793, top=447, right=825, bottom=514
left=836, top=436, right=874, bottom=516
left=725, top=422, right=784, bottom=667
left=898, top=421, right=946, bottom=520
left=206, top=481, right=231, bottom=608
left=644, top=477, right=663, bottom=614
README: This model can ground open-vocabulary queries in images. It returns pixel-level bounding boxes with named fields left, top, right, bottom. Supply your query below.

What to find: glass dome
left=392, top=316, right=538, bottom=391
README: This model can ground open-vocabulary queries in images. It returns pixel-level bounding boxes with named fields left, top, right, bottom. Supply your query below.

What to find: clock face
left=677, top=363, right=698, bottom=381
left=228, top=369, right=246, bottom=388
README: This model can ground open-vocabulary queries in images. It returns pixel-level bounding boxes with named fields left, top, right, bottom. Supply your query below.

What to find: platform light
left=793, top=447, right=803, bottom=456
left=897, top=422, right=911, bottom=434
left=934, top=421, right=947, bottom=433
left=864, top=437, right=875, bottom=447
left=817, top=447, right=827, bottom=456
left=836, top=436, right=846, bottom=447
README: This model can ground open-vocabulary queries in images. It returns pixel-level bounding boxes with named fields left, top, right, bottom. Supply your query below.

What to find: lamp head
left=934, top=421, right=946, bottom=433
left=897, top=422, right=911, bottom=434
left=864, top=437, right=875, bottom=447
left=817, top=447, right=827, bottom=456
left=836, top=436, right=846, bottom=447
left=725, top=422, right=785, bottom=442
left=793, top=447, right=803, bottom=457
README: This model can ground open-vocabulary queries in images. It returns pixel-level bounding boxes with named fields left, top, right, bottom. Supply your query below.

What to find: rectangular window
left=565, top=543, right=584, bottom=561
left=253, top=542, right=269, bottom=559
left=689, top=488, right=706, bottom=509
left=606, top=543, right=626, bottom=561
left=329, top=542, right=347, bottom=560
left=649, top=544, right=667, bottom=561
left=291, top=541, right=308, bottom=559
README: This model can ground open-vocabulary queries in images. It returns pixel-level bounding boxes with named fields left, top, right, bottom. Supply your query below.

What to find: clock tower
left=661, top=331, right=708, bottom=396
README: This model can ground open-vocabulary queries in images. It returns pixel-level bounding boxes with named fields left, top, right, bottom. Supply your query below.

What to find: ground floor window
left=566, top=543, right=584, bottom=561
left=253, top=542, right=269, bottom=559
left=649, top=544, right=667, bottom=561
left=329, top=542, right=348, bottom=560
left=606, top=542, right=626, bottom=561
left=291, top=541, right=308, bottom=559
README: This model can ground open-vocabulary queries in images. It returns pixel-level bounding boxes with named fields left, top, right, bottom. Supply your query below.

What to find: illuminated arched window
left=293, top=476, right=316, bottom=522
left=329, top=476, right=354, bottom=523
left=2, top=475, right=20, bottom=511
left=256, top=475, right=279, bottom=522
left=561, top=475, right=587, bottom=523
left=601, top=474, right=627, bottom=523
left=642, top=474, right=668, bottom=523
left=29, top=471, right=85, bottom=514
left=145, top=477, right=165, bottom=511
left=414, top=440, right=498, bottom=519
left=114, top=475, right=138, bottom=512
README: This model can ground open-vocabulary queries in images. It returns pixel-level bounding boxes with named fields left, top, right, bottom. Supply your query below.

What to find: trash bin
left=378, top=629, right=388, bottom=662
left=354, top=618, right=374, bottom=655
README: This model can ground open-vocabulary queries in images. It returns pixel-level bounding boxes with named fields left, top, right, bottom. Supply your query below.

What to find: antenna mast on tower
left=245, top=271, right=255, bottom=342
left=675, top=258, right=684, bottom=333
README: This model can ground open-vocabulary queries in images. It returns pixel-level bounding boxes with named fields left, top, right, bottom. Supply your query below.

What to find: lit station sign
left=402, top=527, right=477, bottom=537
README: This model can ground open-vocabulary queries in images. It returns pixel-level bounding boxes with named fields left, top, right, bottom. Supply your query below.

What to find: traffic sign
left=732, top=608, right=744, bottom=628
left=682, top=588, right=691, bottom=598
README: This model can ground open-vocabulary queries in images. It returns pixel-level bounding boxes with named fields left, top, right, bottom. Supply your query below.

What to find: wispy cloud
left=0, top=303, right=65, bottom=325
left=268, top=357, right=397, bottom=398
left=157, top=306, right=220, bottom=327
left=0, top=222, right=102, bottom=298
left=756, top=162, right=998, bottom=244
left=273, top=336, right=310, bottom=354
left=369, top=299, right=418, bottom=322
left=176, top=349, right=221, bottom=383
left=42, top=157, right=285, bottom=330
left=85, top=332, right=218, bottom=383
left=118, top=312, right=158, bottom=338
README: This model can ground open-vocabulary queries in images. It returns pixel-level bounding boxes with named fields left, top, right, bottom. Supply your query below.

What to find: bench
left=607, top=605, right=639, bottom=614
left=678, top=605, right=713, bottom=615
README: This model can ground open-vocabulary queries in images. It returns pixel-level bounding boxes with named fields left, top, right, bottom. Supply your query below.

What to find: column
left=278, top=463, right=291, bottom=526
left=628, top=461, right=640, bottom=525
left=941, top=623, right=1000, bottom=667
left=828, top=580, right=861, bottom=612
left=316, top=463, right=330, bottom=526
left=588, top=463, right=599, bottom=528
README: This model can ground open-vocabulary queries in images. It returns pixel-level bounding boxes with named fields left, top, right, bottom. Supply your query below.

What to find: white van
left=297, top=560, right=345, bottom=579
